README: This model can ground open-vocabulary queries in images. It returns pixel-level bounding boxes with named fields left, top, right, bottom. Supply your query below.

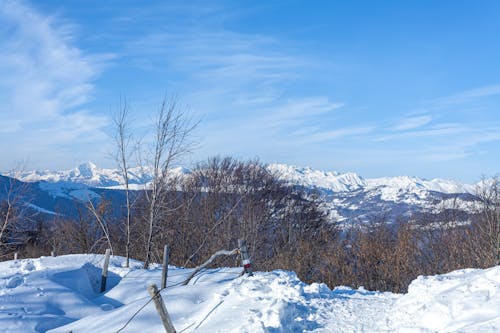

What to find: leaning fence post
left=147, top=284, right=177, bottom=333
left=238, top=239, right=253, bottom=276
left=161, top=244, right=170, bottom=289
left=183, top=248, right=238, bottom=285
left=100, top=248, right=111, bottom=293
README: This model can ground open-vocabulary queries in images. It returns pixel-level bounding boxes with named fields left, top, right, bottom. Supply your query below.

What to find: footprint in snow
left=6, top=275, right=24, bottom=289
left=22, top=261, right=36, bottom=272
left=100, top=304, right=114, bottom=311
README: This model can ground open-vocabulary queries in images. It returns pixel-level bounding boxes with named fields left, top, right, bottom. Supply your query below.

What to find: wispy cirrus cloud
left=196, top=96, right=346, bottom=156
left=374, top=120, right=500, bottom=163
left=0, top=0, right=111, bottom=168
left=299, top=126, right=375, bottom=144
left=118, top=11, right=347, bottom=156
left=392, top=114, right=433, bottom=131
left=432, top=84, right=500, bottom=107
left=371, top=82, right=500, bottom=166
left=377, top=123, right=466, bottom=141
left=258, top=98, right=344, bottom=130
left=124, top=28, right=307, bottom=109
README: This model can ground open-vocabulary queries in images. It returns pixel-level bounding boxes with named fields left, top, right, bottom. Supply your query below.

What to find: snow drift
left=0, top=255, right=498, bottom=332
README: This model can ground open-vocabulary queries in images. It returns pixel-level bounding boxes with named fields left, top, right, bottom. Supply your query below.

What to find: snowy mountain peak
left=268, top=164, right=365, bottom=192
left=75, top=161, right=98, bottom=178
left=366, top=175, right=475, bottom=194
left=266, top=164, right=475, bottom=195
left=6, top=162, right=130, bottom=188
left=4, top=163, right=159, bottom=189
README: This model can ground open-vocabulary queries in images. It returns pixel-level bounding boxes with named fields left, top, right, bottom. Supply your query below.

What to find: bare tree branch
left=87, top=199, right=114, bottom=256
left=143, top=95, right=198, bottom=268
left=113, top=97, right=134, bottom=267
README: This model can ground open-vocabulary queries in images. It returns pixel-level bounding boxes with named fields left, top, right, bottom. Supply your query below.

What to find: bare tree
left=155, top=156, right=329, bottom=275
left=48, top=203, right=104, bottom=255
left=87, top=198, right=114, bottom=256
left=0, top=172, right=36, bottom=257
left=474, top=177, right=500, bottom=266
left=113, top=99, right=134, bottom=267
left=0, top=176, right=21, bottom=252
left=142, top=96, right=197, bottom=268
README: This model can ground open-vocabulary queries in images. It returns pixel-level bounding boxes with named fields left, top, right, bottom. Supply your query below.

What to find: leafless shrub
left=0, top=173, right=38, bottom=257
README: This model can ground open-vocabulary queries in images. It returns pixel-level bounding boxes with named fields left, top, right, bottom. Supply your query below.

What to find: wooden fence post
left=161, top=244, right=170, bottom=289
left=147, top=284, right=176, bottom=333
left=238, top=239, right=253, bottom=276
left=100, top=249, right=111, bottom=293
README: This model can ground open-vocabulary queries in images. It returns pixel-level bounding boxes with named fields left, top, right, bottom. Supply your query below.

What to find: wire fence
left=2, top=246, right=249, bottom=332
left=106, top=248, right=247, bottom=333
left=112, top=269, right=243, bottom=333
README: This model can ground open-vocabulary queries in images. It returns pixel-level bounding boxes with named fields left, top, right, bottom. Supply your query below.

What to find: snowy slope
left=0, top=255, right=499, bottom=333
left=390, top=267, right=500, bottom=332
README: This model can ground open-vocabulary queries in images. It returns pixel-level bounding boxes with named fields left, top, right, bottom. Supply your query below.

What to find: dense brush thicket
left=1, top=157, right=499, bottom=293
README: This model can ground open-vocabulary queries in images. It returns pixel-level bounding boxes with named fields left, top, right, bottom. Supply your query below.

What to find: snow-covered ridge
left=269, top=164, right=481, bottom=222
left=268, top=164, right=367, bottom=192
left=269, top=163, right=476, bottom=195
left=10, top=162, right=476, bottom=194
left=7, top=162, right=188, bottom=188
left=4, top=162, right=481, bottom=223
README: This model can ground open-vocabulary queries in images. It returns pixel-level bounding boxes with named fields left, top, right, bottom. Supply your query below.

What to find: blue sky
left=1, top=0, right=499, bottom=182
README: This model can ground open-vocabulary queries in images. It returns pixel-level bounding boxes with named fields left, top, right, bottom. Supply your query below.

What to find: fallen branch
left=183, top=248, right=238, bottom=285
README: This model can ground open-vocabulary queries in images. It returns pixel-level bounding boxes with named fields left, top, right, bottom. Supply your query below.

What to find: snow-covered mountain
left=11, top=162, right=476, bottom=194
left=8, top=162, right=152, bottom=188
left=8, top=162, right=190, bottom=189
left=268, top=164, right=479, bottom=224
left=4, top=162, right=481, bottom=224
left=268, top=164, right=475, bottom=195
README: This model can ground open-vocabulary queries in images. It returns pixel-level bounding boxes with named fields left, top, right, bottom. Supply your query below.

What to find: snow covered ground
left=0, top=254, right=498, bottom=333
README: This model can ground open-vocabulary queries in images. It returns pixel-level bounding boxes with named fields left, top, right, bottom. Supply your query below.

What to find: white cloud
left=393, top=115, right=432, bottom=131
left=0, top=0, right=110, bottom=168
left=122, top=21, right=348, bottom=153
left=432, top=84, right=500, bottom=107
left=196, top=96, right=345, bottom=153
left=300, top=126, right=374, bottom=144
left=259, top=98, right=344, bottom=130
left=373, top=122, right=500, bottom=164
left=122, top=27, right=310, bottom=116
left=377, top=123, right=467, bottom=141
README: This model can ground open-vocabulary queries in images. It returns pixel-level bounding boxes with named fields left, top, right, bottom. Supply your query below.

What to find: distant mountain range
left=2, top=162, right=482, bottom=225
left=267, top=164, right=480, bottom=225
left=9, top=162, right=153, bottom=188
